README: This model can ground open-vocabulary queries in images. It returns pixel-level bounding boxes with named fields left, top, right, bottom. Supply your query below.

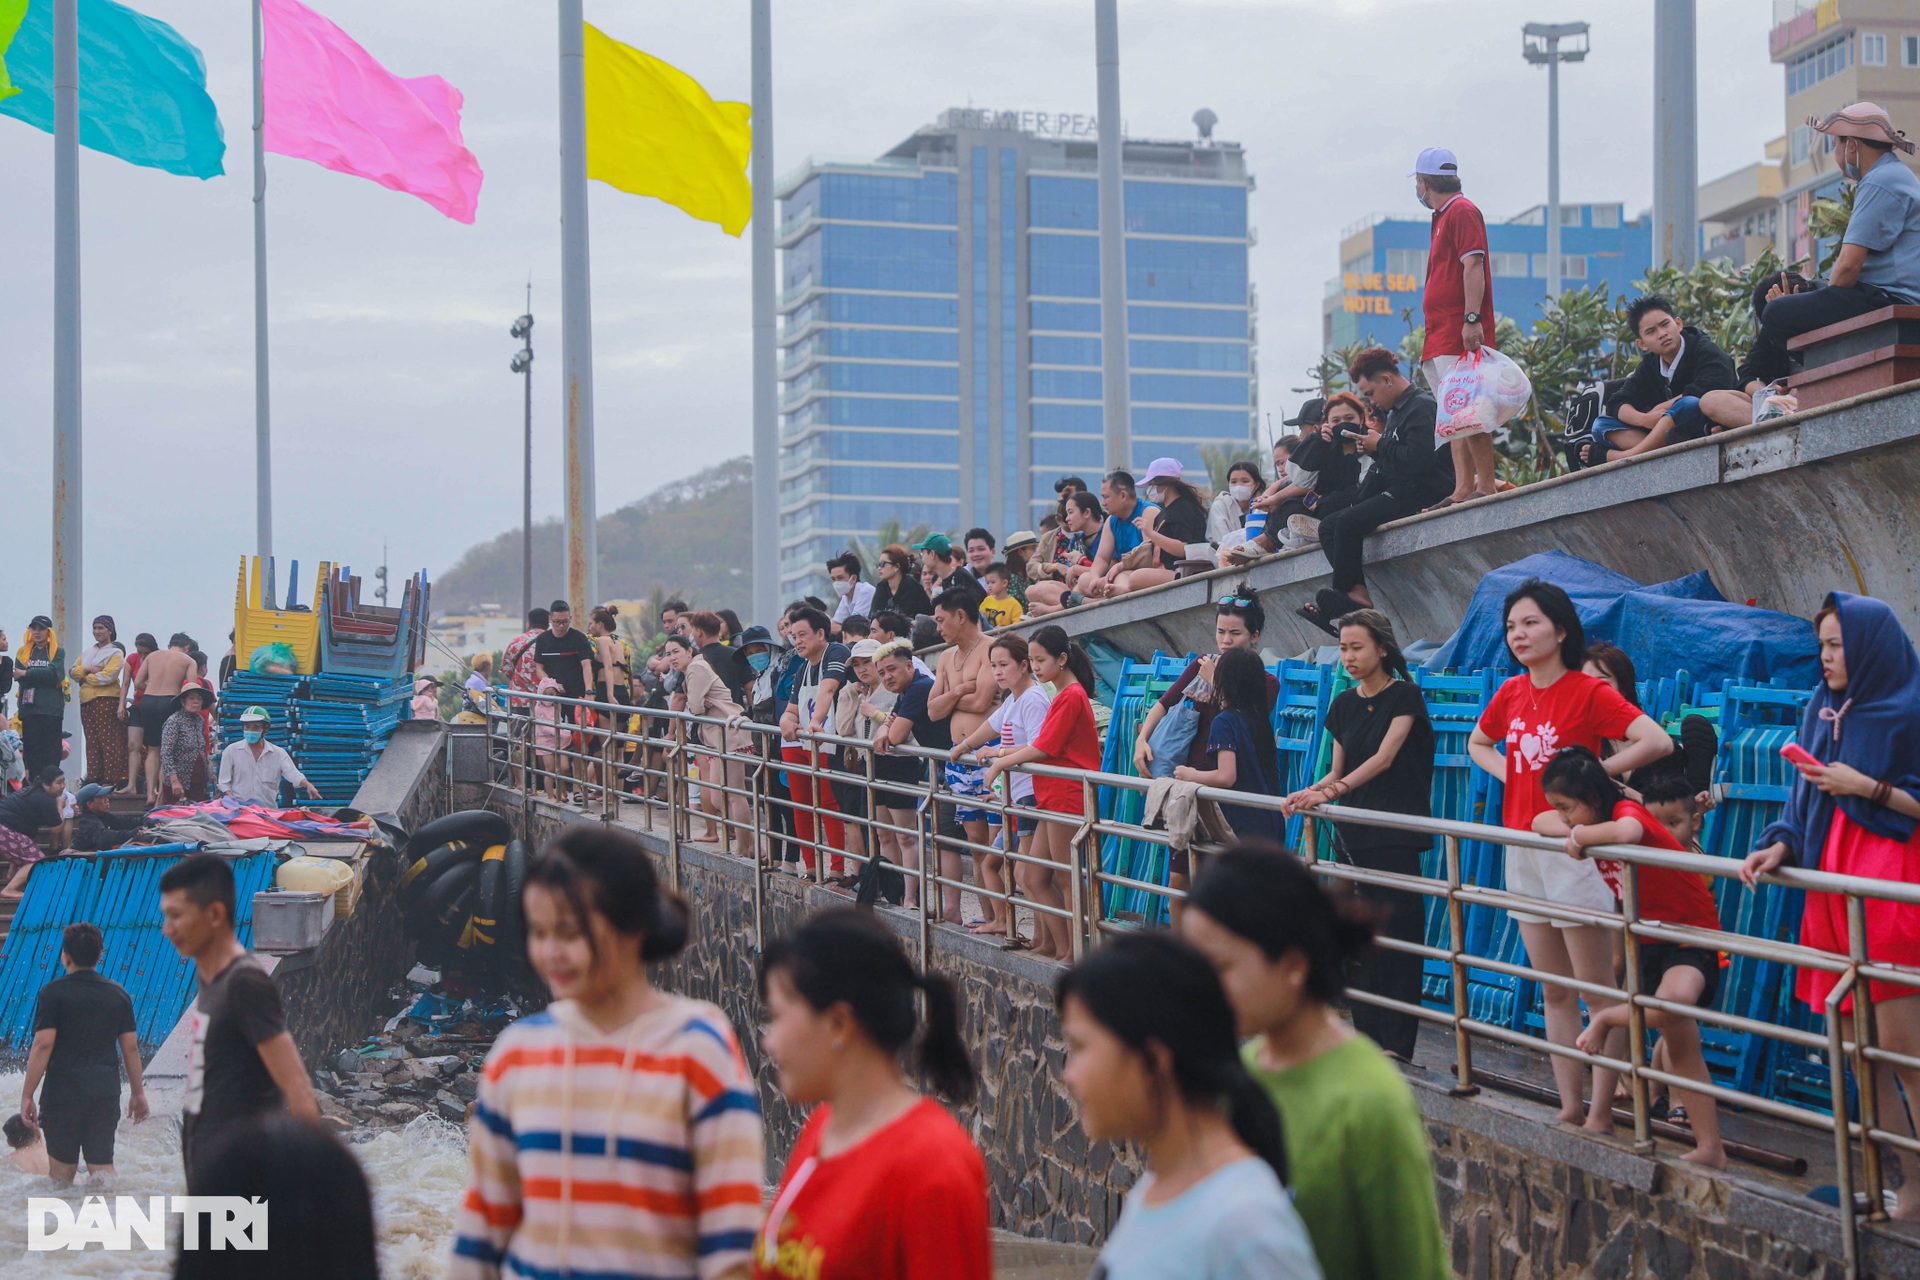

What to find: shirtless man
left=926, top=587, right=998, bottom=928
left=134, top=635, right=196, bottom=802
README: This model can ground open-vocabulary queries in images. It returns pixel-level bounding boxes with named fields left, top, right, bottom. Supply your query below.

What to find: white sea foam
left=0, top=1070, right=467, bottom=1277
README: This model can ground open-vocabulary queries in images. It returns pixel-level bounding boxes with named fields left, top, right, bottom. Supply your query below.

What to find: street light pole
left=1523, top=21, right=1590, bottom=302
left=511, top=292, right=534, bottom=625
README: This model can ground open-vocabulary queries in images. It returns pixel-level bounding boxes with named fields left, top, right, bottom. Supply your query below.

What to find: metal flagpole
left=253, top=0, right=273, bottom=564
left=1094, top=0, right=1130, bottom=473
left=749, top=0, right=778, bottom=626
left=1653, top=0, right=1698, bottom=270
left=52, top=0, right=82, bottom=759
left=558, top=0, right=598, bottom=611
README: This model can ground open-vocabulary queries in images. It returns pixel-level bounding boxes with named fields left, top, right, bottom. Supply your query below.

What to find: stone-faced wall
left=503, top=799, right=1920, bottom=1275
left=1416, top=1079, right=1916, bottom=1280
left=508, top=799, right=1143, bottom=1245
left=279, top=722, right=449, bottom=1063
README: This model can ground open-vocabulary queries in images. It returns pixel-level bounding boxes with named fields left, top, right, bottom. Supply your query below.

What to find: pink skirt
left=0, top=824, right=47, bottom=869
left=1797, top=811, right=1920, bottom=1013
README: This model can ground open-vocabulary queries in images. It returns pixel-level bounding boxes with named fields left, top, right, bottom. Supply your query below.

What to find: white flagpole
left=52, top=0, right=83, bottom=759
left=557, top=0, right=598, bottom=610
left=749, top=0, right=777, bottom=624
left=253, top=0, right=274, bottom=564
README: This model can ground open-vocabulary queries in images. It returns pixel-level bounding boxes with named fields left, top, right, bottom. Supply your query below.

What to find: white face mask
left=1229, top=483, right=1254, bottom=502
left=831, top=579, right=853, bottom=598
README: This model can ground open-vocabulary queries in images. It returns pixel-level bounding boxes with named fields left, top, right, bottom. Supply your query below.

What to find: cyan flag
left=0, top=0, right=223, bottom=178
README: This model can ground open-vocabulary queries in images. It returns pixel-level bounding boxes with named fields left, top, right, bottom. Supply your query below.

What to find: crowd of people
left=4, top=570, right=1916, bottom=1275
left=0, top=616, right=321, bottom=903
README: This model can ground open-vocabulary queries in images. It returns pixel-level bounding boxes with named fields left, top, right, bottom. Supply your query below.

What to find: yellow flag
left=583, top=23, right=751, bottom=236
left=0, top=0, right=26, bottom=103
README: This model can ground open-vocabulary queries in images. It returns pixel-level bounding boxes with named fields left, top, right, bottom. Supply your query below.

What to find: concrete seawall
left=491, top=794, right=1920, bottom=1275
left=1022, top=380, right=1920, bottom=660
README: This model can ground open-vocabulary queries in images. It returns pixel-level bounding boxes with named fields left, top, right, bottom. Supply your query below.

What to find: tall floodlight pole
left=750, top=0, right=778, bottom=625
left=1652, top=0, right=1698, bottom=269
left=1094, top=0, right=1130, bottom=472
left=253, top=0, right=273, bottom=564
left=52, top=0, right=82, bottom=760
left=511, top=293, right=535, bottom=623
left=1523, top=22, right=1589, bottom=301
left=557, top=0, right=599, bottom=610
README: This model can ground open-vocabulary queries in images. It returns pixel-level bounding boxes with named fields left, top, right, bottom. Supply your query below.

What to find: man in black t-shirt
left=159, top=854, right=318, bottom=1187
left=21, top=922, right=147, bottom=1184
left=532, top=599, right=596, bottom=698
left=533, top=600, right=597, bottom=798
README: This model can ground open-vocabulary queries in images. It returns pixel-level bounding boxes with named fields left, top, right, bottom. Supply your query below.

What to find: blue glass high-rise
left=776, top=110, right=1258, bottom=597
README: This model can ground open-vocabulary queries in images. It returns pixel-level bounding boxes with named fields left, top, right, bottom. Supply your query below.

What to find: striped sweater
left=450, top=994, right=765, bottom=1280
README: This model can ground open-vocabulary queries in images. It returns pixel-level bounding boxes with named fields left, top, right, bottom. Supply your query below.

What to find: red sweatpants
left=781, top=745, right=846, bottom=875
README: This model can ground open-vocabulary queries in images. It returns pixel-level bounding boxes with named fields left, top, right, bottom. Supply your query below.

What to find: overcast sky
left=1, top=0, right=1783, bottom=652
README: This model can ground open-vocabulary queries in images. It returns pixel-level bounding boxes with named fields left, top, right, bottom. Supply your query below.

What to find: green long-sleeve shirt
left=1245, top=1033, right=1450, bottom=1280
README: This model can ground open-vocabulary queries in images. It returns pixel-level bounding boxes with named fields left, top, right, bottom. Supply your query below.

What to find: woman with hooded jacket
left=1744, top=592, right=1920, bottom=1218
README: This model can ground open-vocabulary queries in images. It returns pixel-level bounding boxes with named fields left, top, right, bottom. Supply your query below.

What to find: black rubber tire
left=397, top=839, right=481, bottom=913
left=494, top=839, right=530, bottom=959
left=413, top=859, right=480, bottom=953
left=406, top=810, right=513, bottom=857
left=469, top=843, right=508, bottom=949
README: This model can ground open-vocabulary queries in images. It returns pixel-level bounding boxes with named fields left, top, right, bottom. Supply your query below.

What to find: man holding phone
left=1296, top=348, right=1453, bottom=633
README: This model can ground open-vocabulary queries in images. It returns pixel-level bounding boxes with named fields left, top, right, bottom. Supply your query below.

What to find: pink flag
left=262, top=0, right=482, bottom=222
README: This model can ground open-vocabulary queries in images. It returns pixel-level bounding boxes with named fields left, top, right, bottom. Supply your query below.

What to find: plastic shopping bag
left=1434, top=346, right=1533, bottom=446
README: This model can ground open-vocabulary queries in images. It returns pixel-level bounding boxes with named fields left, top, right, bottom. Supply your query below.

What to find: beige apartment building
left=1700, top=0, right=1919, bottom=269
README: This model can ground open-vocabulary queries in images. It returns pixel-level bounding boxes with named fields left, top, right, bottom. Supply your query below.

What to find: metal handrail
left=480, top=686, right=1912, bottom=1274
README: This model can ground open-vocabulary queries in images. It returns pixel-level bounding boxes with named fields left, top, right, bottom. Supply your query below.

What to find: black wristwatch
left=1463, top=311, right=1482, bottom=325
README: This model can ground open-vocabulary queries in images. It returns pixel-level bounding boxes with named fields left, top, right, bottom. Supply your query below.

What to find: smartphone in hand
left=1780, top=742, right=1821, bottom=770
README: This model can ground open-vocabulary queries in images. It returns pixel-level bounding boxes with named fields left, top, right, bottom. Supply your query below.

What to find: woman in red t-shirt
left=755, top=909, right=990, bottom=1280
left=1532, top=746, right=1726, bottom=1169
left=983, top=625, right=1102, bottom=937
left=1465, top=580, right=1674, bottom=1131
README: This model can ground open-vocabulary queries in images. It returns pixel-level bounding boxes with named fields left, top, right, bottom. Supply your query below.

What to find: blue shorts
left=944, top=761, right=994, bottom=825
left=1591, top=395, right=1708, bottom=446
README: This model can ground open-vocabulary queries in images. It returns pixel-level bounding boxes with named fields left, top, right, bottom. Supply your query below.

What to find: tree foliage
left=1299, top=251, right=1789, bottom=487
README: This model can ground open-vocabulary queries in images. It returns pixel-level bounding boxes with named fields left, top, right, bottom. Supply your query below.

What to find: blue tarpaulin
left=1421, top=550, right=1819, bottom=690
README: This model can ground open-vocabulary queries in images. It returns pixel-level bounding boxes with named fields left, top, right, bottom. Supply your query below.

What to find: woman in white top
left=950, top=634, right=1061, bottom=957
left=1059, top=932, right=1322, bottom=1280
left=1206, top=460, right=1264, bottom=546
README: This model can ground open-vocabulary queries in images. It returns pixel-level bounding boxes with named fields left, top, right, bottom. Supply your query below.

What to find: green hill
left=433, top=457, right=752, bottom=615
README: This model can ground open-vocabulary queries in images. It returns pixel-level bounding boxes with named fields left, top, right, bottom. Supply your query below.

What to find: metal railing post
left=1072, top=776, right=1097, bottom=959
left=1826, top=972, right=1860, bottom=1279
left=1848, top=894, right=1885, bottom=1220
left=751, top=763, right=766, bottom=952
left=1619, top=862, right=1653, bottom=1153
left=918, top=761, right=936, bottom=969
left=1444, top=834, right=1477, bottom=1097
left=515, top=704, right=531, bottom=839
left=599, top=703, right=615, bottom=823
left=666, top=725, right=683, bottom=862
left=810, top=739, right=826, bottom=884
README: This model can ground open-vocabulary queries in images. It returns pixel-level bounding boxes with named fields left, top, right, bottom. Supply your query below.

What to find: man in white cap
left=1409, top=146, right=1497, bottom=509
left=216, top=707, right=322, bottom=807
left=1744, top=103, right=1920, bottom=387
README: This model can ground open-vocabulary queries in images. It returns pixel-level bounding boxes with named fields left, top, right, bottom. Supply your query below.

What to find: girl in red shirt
left=755, top=909, right=989, bottom=1280
left=983, top=626, right=1102, bottom=944
left=1466, top=579, right=1673, bottom=1132
left=1533, top=746, right=1726, bottom=1169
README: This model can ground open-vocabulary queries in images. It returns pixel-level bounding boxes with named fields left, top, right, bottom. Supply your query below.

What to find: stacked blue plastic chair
left=0, top=851, right=275, bottom=1054
left=290, top=672, right=413, bottom=804
left=1097, top=651, right=1192, bottom=924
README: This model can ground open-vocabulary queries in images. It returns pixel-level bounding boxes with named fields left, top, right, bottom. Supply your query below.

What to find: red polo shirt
left=1420, top=194, right=1496, bottom=361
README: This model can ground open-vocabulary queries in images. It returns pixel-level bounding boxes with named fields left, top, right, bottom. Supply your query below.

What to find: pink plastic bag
left=1434, top=347, right=1532, bottom=445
